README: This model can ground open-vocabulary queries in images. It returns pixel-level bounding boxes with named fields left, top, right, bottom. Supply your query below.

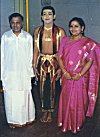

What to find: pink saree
left=58, top=36, right=100, bottom=133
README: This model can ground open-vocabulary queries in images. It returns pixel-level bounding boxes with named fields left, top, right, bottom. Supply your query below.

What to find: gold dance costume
left=36, top=24, right=61, bottom=112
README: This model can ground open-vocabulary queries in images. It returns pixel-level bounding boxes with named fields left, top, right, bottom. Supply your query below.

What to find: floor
left=0, top=83, right=100, bottom=137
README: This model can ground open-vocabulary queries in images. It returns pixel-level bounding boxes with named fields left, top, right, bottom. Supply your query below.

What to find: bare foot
left=40, top=112, right=48, bottom=123
left=47, top=112, right=52, bottom=122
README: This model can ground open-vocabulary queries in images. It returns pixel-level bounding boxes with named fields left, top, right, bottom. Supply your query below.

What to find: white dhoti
left=4, top=90, right=35, bottom=125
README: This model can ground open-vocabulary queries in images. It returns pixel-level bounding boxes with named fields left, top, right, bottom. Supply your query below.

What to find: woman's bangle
left=79, top=73, right=82, bottom=77
left=63, top=71, right=67, bottom=75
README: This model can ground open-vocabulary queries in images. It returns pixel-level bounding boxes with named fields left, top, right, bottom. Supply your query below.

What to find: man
left=1, top=13, right=35, bottom=128
left=33, top=6, right=66, bottom=122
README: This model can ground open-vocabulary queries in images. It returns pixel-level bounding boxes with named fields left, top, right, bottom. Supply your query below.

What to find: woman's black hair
left=69, top=17, right=85, bottom=36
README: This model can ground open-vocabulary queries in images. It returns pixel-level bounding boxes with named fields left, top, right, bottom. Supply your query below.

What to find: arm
left=33, top=28, right=40, bottom=78
left=58, top=56, right=72, bottom=80
left=59, top=28, right=66, bottom=42
left=58, top=28, right=66, bottom=60
left=55, top=28, right=66, bottom=80
left=28, top=35, right=34, bottom=78
left=72, top=59, right=93, bottom=80
left=1, top=35, right=5, bottom=90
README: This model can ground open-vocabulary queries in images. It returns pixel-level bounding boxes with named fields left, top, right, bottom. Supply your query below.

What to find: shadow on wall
left=0, top=80, right=3, bottom=93
left=41, top=0, right=51, bottom=7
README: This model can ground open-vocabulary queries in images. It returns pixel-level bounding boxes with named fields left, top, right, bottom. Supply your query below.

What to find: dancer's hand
left=55, top=69, right=62, bottom=81
left=34, top=68, right=39, bottom=79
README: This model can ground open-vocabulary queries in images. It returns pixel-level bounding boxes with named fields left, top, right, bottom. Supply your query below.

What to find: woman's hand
left=64, top=71, right=72, bottom=80
left=72, top=73, right=82, bottom=80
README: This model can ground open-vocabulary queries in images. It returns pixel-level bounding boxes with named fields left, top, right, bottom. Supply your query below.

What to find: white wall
left=52, top=0, right=100, bottom=43
left=1, top=0, right=100, bottom=42
left=0, top=0, right=25, bottom=79
left=0, top=0, right=100, bottom=79
left=1, top=0, right=25, bottom=37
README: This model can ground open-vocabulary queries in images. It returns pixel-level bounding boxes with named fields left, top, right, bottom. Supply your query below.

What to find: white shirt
left=1, top=30, right=34, bottom=91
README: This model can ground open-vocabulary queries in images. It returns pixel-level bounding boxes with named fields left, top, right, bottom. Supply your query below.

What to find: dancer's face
left=41, top=9, right=56, bottom=25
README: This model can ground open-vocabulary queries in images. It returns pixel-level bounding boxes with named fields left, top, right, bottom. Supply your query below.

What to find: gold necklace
left=44, top=26, right=52, bottom=31
left=43, top=29, right=52, bottom=41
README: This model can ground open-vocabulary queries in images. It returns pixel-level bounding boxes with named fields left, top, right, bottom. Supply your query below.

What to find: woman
left=57, top=17, right=100, bottom=133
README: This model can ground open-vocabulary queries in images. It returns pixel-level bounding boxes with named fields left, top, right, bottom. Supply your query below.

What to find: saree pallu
left=38, top=53, right=59, bottom=112
left=58, top=37, right=100, bottom=133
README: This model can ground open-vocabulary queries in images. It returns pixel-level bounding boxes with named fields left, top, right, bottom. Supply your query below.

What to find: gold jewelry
left=79, top=73, right=82, bottom=77
left=44, top=26, right=52, bottom=31
left=63, top=71, right=67, bottom=75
